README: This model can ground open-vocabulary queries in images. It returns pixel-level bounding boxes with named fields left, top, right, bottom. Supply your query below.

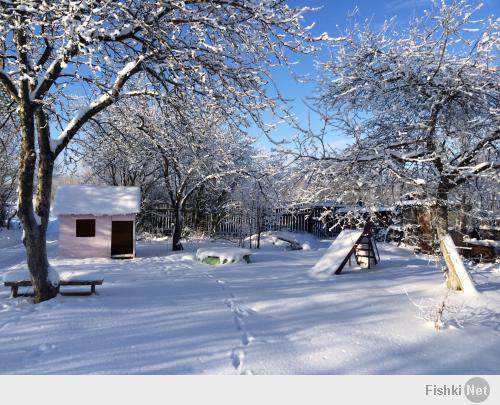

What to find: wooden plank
left=441, top=237, right=463, bottom=291
left=310, top=229, right=363, bottom=277
left=5, top=281, right=32, bottom=287
left=440, top=234, right=479, bottom=295
left=334, top=246, right=356, bottom=274
left=60, top=280, right=103, bottom=286
left=6, top=280, right=102, bottom=287
left=5, top=280, right=102, bottom=297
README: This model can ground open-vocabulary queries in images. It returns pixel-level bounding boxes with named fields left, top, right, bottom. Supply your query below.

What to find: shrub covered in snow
left=196, top=248, right=252, bottom=265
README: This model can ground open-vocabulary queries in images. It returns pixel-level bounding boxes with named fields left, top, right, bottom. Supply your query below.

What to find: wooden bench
left=4, top=279, right=103, bottom=298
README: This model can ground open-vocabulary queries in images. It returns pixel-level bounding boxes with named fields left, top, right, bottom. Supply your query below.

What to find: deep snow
left=0, top=229, right=499, bottom=374
left=196, top=247, right=252, bottom=264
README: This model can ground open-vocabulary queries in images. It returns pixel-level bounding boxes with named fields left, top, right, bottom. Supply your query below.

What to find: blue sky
left=257, top=0, right=499, bottom=149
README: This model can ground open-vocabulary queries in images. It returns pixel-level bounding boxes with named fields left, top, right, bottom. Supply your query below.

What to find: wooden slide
left=310, top=229, right=363, bottom=278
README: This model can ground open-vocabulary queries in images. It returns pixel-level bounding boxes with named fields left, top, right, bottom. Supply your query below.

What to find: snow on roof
left=335, top=205, right=392, bottom=214
left=336, top=205, right=368, bottom=214
left=285, top=200, right=344, bottom=209
left=281, top=201, right=393, bottom=212
left=53, top=185, right=141, bottom=216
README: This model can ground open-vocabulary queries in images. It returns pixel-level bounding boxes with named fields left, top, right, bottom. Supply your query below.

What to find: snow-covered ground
left=0, top=229, right=499, bottom=374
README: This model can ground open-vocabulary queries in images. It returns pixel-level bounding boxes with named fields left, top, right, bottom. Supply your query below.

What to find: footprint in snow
left=242, top=332, right=254, bottom=347
left=226, top=298, right=256, bottom=317
left=231, top=348, right=245, bottom=370
left=34, top=344, right=56, bottom=359
left=234, top=315, right=245, bottom=331
left=38, top=344, right=56, bottom=353
left=234, top=306, right=256, bottom=317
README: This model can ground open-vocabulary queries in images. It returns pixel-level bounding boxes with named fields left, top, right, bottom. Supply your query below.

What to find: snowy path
left=0, top=234, right=499, bottom=374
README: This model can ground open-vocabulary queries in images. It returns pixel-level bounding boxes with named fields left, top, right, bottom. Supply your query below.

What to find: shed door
left=111, top=221, right=134, bottom=256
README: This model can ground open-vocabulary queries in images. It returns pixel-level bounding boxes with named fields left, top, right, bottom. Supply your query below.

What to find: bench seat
left=4, top=279, right=103, bottom=298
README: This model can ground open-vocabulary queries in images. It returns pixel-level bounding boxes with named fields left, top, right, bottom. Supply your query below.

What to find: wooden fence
left=138, top=205, right=341, bottom=239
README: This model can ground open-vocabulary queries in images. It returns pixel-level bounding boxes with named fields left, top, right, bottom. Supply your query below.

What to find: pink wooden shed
left=53, top=185, right=141, bottom=259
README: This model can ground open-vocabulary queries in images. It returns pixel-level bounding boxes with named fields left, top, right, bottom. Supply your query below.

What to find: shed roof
left=53, top=185, right=141, bottom=216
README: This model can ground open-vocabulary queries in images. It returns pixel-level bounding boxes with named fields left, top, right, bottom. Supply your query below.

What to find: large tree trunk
left=432, top=202, right=448, bottom=240
left=459, top=195, right=471, bottom=235
left=17, top=104, right=58, bottom=302
left=172, top=204, right=184, bottom=251
left=432, top=184, right=450, bottom=248
left=13, top=25, right=59, bottom=303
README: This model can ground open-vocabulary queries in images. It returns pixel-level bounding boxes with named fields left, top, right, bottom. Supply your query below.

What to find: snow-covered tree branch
left=291, top=0, right=499, bottom=242
left=81, top=95, right=255, bottom=251
left=0, top=0, right=318, bottom=302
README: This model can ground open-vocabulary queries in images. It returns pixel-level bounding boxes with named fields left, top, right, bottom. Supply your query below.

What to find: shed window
left=76, top=219, right=96, bottom=237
